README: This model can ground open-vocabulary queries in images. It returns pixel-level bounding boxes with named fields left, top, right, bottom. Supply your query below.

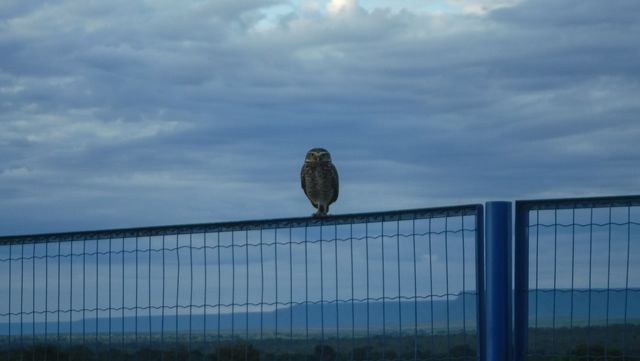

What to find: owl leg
left=314, top=204, right=328, bottom=217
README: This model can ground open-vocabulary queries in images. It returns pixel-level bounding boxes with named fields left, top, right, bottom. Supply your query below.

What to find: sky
left=1, top=0, right=640, bottom=235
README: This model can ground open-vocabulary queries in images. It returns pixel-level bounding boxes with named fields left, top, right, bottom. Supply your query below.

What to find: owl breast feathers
left=301, top=148, right=339, bottom=217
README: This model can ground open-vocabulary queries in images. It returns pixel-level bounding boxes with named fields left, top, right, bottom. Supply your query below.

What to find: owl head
left=305, top=148, right=332, bottom=163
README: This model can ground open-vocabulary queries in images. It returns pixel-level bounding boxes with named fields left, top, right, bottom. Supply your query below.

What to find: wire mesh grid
left=516, top=196, right=640, bottom=361
left=0, top=205, right=482, bottom=361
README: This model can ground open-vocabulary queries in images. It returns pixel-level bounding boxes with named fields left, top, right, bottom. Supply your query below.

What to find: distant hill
left=525, top=288, right=640, bottom=326
left=1, top=289, right=638, bottom=335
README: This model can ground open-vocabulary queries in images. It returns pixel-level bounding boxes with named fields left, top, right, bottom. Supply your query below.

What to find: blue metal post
left=474, top=205, right=486, bottom=361
left=485, top=202, right=512, bottom=361
left=514, top=202, right=529, bottom=361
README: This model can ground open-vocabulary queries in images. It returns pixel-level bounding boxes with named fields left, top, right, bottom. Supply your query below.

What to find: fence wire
left=515, top=196, right=640, bottom=361
left=0, top=205, right=482, bottom=361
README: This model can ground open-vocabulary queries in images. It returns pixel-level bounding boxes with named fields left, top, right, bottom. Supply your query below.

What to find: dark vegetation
left=0, top=325, right=639, bottom=361
left=527, top=324, right=640, bottom=361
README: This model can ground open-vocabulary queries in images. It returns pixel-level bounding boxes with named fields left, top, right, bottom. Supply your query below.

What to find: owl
left=301, top=148, right=339, bottom=217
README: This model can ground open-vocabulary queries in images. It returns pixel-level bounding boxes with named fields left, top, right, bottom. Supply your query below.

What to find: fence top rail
left=515, top=194, right=640, bottom=212
left=0, top=204, right=482, bottom=245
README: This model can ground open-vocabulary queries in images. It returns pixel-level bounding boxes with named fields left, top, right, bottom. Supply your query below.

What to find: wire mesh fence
left=515, top=196, right=640, bottom=361
left=0, top=205, right=483, bottom=361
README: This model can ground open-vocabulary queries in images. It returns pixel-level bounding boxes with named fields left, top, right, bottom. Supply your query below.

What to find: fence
left=0, top=205, right=484, bottom=361
left=514, top=195, right=640, bottom=361
left=1, top=195, right=639, bottom=361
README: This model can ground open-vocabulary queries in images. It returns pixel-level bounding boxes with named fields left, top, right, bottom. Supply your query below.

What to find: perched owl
left=301, top=148, right=339, bottom=217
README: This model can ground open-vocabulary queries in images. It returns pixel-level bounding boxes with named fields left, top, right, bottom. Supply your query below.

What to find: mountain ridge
left=1, top=289, right=638, bottom=335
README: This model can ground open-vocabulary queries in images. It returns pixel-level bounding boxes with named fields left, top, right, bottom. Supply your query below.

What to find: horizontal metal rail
left=516, top=194, right=640, bottom=211
left=0, top=204, right=481, bottom=245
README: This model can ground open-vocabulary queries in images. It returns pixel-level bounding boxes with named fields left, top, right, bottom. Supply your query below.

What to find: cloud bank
left=0, top=0, right=639, bottom=234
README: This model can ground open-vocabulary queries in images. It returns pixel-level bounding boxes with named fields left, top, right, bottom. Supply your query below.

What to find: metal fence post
left=475, top=205, right=486, bottom=361
left=485, top=201, right=512, bottom=361
left=514, top=202, right=529, bottom=361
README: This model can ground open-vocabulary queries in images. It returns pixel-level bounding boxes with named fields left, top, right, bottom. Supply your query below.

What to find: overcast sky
left=1, top=0, right=639, bottom=235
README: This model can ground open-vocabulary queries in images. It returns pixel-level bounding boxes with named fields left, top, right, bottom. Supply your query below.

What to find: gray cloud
left=0, top=0, right=639, bottom=234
